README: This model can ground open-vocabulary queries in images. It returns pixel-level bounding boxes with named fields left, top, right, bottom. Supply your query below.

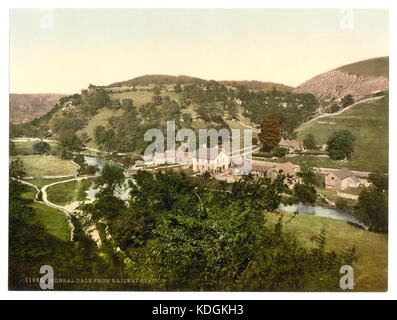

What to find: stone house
left=278, top=139, right=304, bottom=152
left=234, top=161, right=301, bottom=186
left=325, top=168, right=361, bottom=191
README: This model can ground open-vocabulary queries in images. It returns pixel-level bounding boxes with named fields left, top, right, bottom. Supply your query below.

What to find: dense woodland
left=9, top=166, right=356, bottom=291
left=9, top=81, right=319, bottom=156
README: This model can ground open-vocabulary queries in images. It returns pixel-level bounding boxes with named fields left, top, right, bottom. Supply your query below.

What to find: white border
left=1, top=0, right=395, bottom=300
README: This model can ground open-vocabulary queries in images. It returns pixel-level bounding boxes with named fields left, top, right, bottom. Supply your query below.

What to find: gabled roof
left=154, top=150, right=195, bottom=159
left=252, top=163, right=272, bottom=172
left=196, top=147, right=223, bottom=160
left=273, top=162, right=300, bottom=176
left=334, top=168, right=354, bottom=180
left=279, top=139, right=302, bottom=148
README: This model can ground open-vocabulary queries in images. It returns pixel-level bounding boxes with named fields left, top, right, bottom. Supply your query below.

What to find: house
left=278, top=139, right=304, bottom=152
left=132, top=160, right=146, bottom=170
left=153, top=150, right=195, bottom=165
left=192, top=147, right=230, bottom=172
left=234, top=161, right=300, bottom=186
left=325, top=168, right=361, bottom=191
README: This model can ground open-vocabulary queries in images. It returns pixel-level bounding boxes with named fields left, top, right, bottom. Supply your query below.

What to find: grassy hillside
left=296, top=96, right=388, bottom=172
left=9, top=155, right=77, bottom=177
left=76, top=107, right=125, bottom=149
left=12, top=139, right=60, bottom=155
left=21, top=186, right=71, bottom=241
left=265, top=211, right=388, bottom=292
left=46, top=179, right=90, bottom=206
left=336, top=56, right=389, bottom=78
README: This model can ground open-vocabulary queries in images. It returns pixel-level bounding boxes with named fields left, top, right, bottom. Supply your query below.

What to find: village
left=132, top=138, right=368, bottom=200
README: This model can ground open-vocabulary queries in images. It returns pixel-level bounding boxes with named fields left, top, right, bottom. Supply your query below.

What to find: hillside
left=10, top=93, right=66, bottom=124
left=218, top=80, right=292, bottom=91
left=296, top=95, right=388, bottom=172
left=295, top=57, right=389, bottom=103
left=106, top=74, right=292, bottom=92
left=336, top=56, right=389, bottom=78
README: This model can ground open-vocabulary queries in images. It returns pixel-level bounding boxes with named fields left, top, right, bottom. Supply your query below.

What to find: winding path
left=297, top=96, right=383, bottom=129
left=17, top=178, right=76, bottom=241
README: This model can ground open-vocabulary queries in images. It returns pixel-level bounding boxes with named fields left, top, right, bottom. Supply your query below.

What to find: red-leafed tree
left=258, top=113, right=286, bottom=152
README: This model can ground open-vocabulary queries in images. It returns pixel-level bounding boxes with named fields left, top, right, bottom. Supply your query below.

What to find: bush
left=330, top=104, right=340, bottom=113
left=272, top=147, right=288, bottom=158
left=253, top=152, right=273, bottom=158
left=73, top=154, right=85, bottom=166
left=336, top=198, right=353, bottom=212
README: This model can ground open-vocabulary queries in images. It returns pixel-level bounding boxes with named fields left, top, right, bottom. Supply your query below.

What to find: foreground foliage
left=81, top=170, right=356, bottom=291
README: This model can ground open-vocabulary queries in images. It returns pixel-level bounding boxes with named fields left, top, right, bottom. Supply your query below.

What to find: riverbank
left=265, top=211, right=388, bottom=292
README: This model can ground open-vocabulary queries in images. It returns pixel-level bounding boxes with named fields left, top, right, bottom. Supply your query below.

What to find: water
left=83, top=156, right=133, bottom=201
left=83, top=156, right=104, bottom=171
left=280, top=203, right=367, bottom=229
left=83, top=155, right=366, bottom=228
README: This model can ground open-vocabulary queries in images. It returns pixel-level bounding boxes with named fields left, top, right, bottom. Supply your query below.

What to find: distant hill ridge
left=295, top=56, right=389, bottom=103
left=9, top=93, right=67, bottom=124
left=106, top=74, right=292, bottom=91
left=107, top=74, right=205, bottom=87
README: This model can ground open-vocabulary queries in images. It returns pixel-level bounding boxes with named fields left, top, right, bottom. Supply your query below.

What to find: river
left=280, top=203, right=367, bottom=228
left=84, top=156, right=132, bottom=201
left=83, top=156, right=367, bottom=228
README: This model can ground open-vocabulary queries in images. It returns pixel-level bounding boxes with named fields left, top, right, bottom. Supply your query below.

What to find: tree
left=292, top=167, right=317, bottom=204
left=330, top=103, right=340, bottom=113
left=368, top=171, right=388, bottom=191
left=9, top=158, right=26, bottom=179
left=152, top=94, right=163, bottom=106
left=341, top=94, right=354, bottom=108
left=272, top=147, right=288, bottom=158
left=303, top=134, right=317, bottom=150
left=258, top=113, right=285, bottom=152
left=174, top=83, right=182, bottom=93
left=354, top=187, right=388, bottom=233
left=33, top=141, right=51, bottom=155
left=326, top=130, right=356, bottom=160
left=292, top=183, right=317, bottom=204
left=59, top=130, right=83, bottom=152
left=94, top=164, right=125, bottom=194
left=9, top=141, right=17, bottom=155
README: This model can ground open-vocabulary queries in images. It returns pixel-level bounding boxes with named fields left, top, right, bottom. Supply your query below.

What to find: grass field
left=10, top=155, right=77, bottom=178
left=12, top=139, right=60, bottom=155
left=46, top=179, right=91, bottom=206
left=21, top=186, right=71, bottom=241
left=296, top=96, right=388, bottom=172
left=265, top=211, right=388, bottom=292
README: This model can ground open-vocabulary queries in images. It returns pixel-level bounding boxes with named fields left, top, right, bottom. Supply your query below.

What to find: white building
left=153, top=150, right=195, bottom=165
left=192, top=146, right=230, bottom=172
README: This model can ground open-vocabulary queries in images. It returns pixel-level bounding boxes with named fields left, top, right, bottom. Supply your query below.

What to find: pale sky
left=10, top=8, right=389, bottom=94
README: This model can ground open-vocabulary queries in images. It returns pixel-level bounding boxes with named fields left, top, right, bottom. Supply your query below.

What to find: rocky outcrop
left=295, top=70, right=388, bottom=103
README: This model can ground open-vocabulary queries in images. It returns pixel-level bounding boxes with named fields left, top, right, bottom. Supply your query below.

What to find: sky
left=10, top=8, right=389, bottom=94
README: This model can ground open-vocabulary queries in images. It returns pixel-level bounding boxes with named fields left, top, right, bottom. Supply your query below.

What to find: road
left=297, top=96, right=383, bottom=129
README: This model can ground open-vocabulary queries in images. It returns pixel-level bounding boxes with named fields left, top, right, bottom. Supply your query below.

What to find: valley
left=9, top=56, right=389, bottom=292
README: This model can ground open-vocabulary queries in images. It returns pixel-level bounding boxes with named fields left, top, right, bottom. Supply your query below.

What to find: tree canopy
left=326, top=130, right=356, bottom=160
